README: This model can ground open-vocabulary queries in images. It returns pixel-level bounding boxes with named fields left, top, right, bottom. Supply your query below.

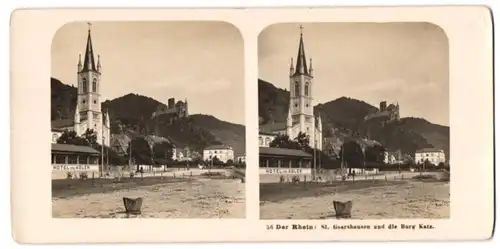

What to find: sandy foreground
left=52, top=176, right=245, bottom=219
left=260, top=178, right=450, bottom=220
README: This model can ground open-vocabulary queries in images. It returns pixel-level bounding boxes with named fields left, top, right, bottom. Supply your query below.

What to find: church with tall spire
left=259, top=26, right=323, bottom=150
left=52, top=23, right=111, bottom=147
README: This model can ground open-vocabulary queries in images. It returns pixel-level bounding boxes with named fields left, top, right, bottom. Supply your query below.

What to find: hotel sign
left=52, top=164, right=99, bottom=172
left=260, top=168, right=312, bottom=175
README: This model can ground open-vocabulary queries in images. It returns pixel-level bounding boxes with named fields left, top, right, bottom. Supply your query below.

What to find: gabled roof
left=111, top=134, right=131, bottom=153
left=144, top=135, right=172, bottom=145
left=259, top=146, right=312, bottom=158
left=259, top=131, right=277, bottom=136
left=51, top=127, right=65, bottom=132
left=52, top=143, right=100, bottom=155
left=357, top=138, right=382, bottom=148
left=260, top=121, right=286, bottom=133
left=51, top=118, right=74, bottom=129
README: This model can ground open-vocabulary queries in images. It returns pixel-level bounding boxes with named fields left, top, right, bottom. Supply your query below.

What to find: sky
left=52, top=21, right=245, bottom=125
left=259, top=22, right=449, bottom=126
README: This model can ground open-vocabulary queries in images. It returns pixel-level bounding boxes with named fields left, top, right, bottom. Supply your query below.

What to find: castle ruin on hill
left=364, top=100, right=400, bottom=123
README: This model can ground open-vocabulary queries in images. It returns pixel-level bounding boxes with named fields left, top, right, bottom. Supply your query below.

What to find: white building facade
left=415, top=148, right=446, bottom=166
left=203, top=145, right=235, bottom=163
left=259, top=133, right=277, bottom=147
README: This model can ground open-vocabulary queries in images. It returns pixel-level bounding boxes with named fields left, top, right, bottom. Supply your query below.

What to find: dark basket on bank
left=333, top=200, right=353, bottom=219
left=123, top=197, right=143, bottom=215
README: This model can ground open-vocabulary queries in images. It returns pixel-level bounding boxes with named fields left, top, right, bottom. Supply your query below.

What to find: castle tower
left=288, top=25, right=315, bottom=143
left=75, top=23, right=107, bottom=146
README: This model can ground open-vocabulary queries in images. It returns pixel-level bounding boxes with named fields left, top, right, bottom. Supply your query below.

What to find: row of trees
left=57, top=129, right=246, bottom=170
left=128, top=138, right=174, bottom=166
left=267, top=131, right=449, bottom=172
left=268, top=132, right=392, bottom=169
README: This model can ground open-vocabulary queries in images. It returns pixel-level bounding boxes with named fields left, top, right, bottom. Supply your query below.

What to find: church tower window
left=294, top=81, right=300, bottom=97
left=92, top=78, right=97, bottom=92
left=305, top=82, right=309, bottom=96
left=82, top=78, right=88, bottom=93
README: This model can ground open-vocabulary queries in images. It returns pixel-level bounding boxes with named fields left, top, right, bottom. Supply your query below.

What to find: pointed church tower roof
left=293, top=25, right=310, bottom=77
left=81, top=23, right=97, bottom=73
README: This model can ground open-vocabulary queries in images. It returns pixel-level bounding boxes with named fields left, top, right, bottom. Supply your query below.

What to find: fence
left=261, top=170, right=449, bottom=184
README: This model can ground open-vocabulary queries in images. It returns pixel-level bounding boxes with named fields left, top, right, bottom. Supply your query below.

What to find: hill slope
left=51, top=77, right=245, bottom=154
left=258, top=78, right=450, bottom=159
left=51, top=78, right=77, bottom=120
left=152, top=114, right=245, bottom=154
left=258, top=79, right=289, bottom=124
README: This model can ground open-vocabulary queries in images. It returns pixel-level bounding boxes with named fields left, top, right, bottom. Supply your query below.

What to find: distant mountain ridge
left=258, top=78, right=450, bottom=159
left=51, top=77, right=246, bottom=154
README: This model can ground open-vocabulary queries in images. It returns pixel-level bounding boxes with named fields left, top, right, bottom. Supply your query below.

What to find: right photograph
left=258, top=23, right=450, bottom=220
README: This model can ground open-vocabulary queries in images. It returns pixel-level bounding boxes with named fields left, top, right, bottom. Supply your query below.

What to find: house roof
left=144, top=135, right=172, bottom=145
left=416, top=148, right=444, bottom=153
left=259, top=146, right=312, bottom=158
left=259, top=131, right=277, bottom=136
left=356, top=138, right=382, bottom=148
left=204, top=145, right=233, bottom=150
left=111, top=134, right=131, bottom=152
left=51, top=127, right=65, bottom=132
left=51, top=118, right=74, bottom=129
left=260, top=121, right=286, bottom=133
left=52, top=143, right=100, bottom=155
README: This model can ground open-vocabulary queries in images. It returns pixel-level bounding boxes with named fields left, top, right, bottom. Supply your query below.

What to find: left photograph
left=50, top=21, right=246, bottom=219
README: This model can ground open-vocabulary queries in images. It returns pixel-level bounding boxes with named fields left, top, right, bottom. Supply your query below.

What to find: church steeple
left=77, top=53, right=82, bottom=72
left=294, top=25, right=310, bottom=77
left=81, top=22, right=97, bottom=73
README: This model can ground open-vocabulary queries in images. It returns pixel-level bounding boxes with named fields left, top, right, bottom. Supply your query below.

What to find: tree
left=153, top=142, right=174, bottom=161
left=423, top=159, right=433, bottom=170
left=192, top=157, right=203, bottom=165
left=239, top=161, right=246, bottom=168
left=364, top=144, right=386, bottom=164
left=93, top=143, right=128, bottom=166
left=210, top=156, right=223, bottom=167
left=403, top=154, right=414, bottom=165
left=57, top=130, right=88, bottom=146
left=190, top=151, right=201, bottom=160
left=82, top=129, right=98, bottom=145
left=269, top=133, right=314, bottom=151
left=294, top=132, right=310, bottom=150
left=226, top=159, right=234, bottom=166
left=339, top=140, right=365, bottom=173
left=130, top=137, right=153, bottom=170
left=269, top=134, right=300, bottom=149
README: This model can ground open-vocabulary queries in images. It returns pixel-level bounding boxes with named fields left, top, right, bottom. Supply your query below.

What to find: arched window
left=294, top=81, right=300, bottom=97
left=305, top=82, right=309, bottom=96
left=92, top=78, right=97, bottom=92
left=82, top=78, right=88, bottom=93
